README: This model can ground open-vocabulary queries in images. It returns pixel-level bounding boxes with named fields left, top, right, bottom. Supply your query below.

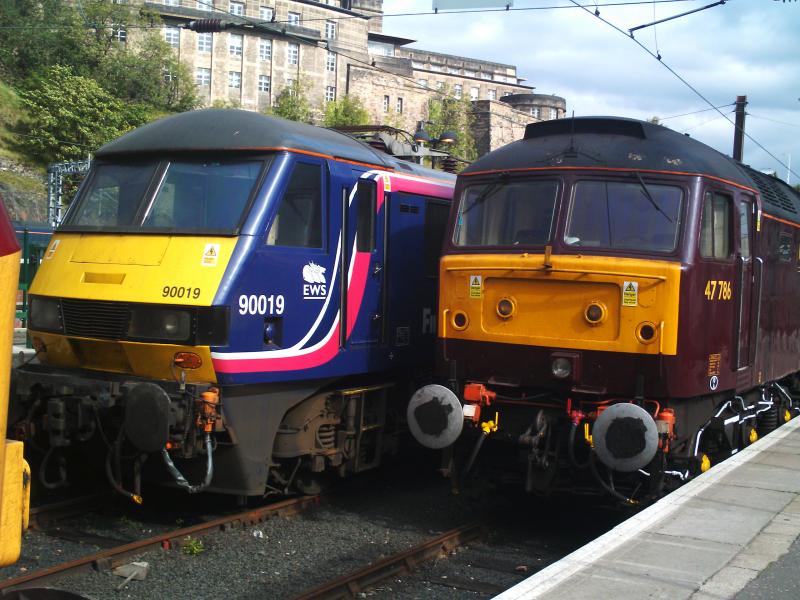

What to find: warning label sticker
left=622, top=281, right=638, bottom=306
left=469, top=275, right=482, bottom=298
left=201, top=243, right=220, bottom=267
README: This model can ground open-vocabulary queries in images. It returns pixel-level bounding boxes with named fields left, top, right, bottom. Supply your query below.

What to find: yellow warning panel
left=622, top=281, right=638, bottom=306
left=469, top=275, right=482, bottom=298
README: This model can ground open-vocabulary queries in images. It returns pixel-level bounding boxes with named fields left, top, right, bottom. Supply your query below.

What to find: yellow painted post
left=0, top=202, right=27, bottom=567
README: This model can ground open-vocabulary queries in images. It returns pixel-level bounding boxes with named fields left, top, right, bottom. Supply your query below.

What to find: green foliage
left=211, top=99, right=242, bottom=109
left=426, top=87, right=477, bottom=166
left=266, top=80, right=312, bottom=123
left=323, top=95, right=370, bottom=127
left=15, top=65, right=147, bottom=163
left=0, top=0, right=198, bottom=165
left=182, top=536, right=205, bottom=556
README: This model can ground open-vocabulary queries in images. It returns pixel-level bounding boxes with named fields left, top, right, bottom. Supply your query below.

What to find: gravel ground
left=2, top=454, right=626, bottom=600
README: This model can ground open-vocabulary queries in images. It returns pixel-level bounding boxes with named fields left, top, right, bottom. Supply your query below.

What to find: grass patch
left=0, top=170, right=45, bottom=194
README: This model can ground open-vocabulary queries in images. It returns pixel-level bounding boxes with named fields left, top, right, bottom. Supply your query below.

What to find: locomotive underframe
left=10, top=365, right=406, bottom=498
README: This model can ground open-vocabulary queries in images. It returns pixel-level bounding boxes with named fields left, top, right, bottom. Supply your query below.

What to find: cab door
left=734, top=194, right=755, bottom=388
left=346, top=176, right=385, bottom=346
left=697, top=189, right=737, bottom=394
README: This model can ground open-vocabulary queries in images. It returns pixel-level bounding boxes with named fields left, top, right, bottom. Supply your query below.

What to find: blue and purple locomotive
left=11, top=109, right=455, bottom=498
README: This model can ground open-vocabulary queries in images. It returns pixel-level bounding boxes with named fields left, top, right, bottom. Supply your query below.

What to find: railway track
left=0, top=495, right=320, bottom=594
left=289, top=521, right=488, bottom=600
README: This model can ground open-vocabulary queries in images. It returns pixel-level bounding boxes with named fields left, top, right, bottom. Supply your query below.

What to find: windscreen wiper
left=461, top=176, right=506, bottom=216
left=634, top=171, right=673, bottom=223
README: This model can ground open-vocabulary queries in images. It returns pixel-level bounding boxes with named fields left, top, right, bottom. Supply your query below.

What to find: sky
left=381, top=0, right=800, bottom=184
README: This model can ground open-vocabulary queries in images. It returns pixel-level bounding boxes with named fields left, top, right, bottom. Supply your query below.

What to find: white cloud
left=383, top=0, right=800, bottom=182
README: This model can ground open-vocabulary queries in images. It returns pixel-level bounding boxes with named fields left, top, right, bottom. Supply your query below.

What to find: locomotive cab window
left=355, top=179, right=376, bottom=253
left=71, top=162, right=159, bottom=227
left=700, top=192, right=732, bottom=259
left=267, top=162, right=323, bottom=248
left=67, top=159, right=267, bottom=233
left=453, top=179, right=559, bottom=247
left=565, top=180, right=682, bottom=253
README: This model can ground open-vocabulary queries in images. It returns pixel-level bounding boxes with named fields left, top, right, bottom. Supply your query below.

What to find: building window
left=464, top=69, right=475, bottom=78
left=326, top=51, right=336, bottom=72
left=447, top=67, right=459, bottom=75
left=481, top=72, right=492, bottom=80
left=530, top=107, right=540, bottom=118
left=396, top=97, right=403, bottom=114
left=197, top=32, right=212, bottom=52
left=229, top=33, right=243, bottom=57
left=325, top=86, right=336, bottom=102
left=229, top=1, right=243, bottom=15
left=550, top=108, right=558, bottom=120
left=454, top=84, right=462, bottom=99
left=286, top=78, right=296, bottom=95
left=383, top=95, right=389, bottom=112
left=287, top=11, right=300, bottom=25
left=429, top=64, right=442, bottom=72
left=228, top=70, right=241, bottom=89
left=196, top=0, right=211, bottom=10
left=258, top=74, right=271, bottom=92
left=436, top=81, right=444, bottom=90
left=163, top=68, right=175, bottom=83
left=112, top=25, right=126, bottom=43
left=287, top=42, right=299, bottom=65
left=417, top=79, right=427, bottom=88
left=163, top=0, right=179, bottom=6
left=325, top=20, right=336, bottom=39
left=488, top=89, right=496, bottom=100
left=470, top=87, right=479, bottom=101
left=259, top=6, right=273, bottom=20
left=164, top=26, right=180, bottom=48
left=196, top=67, right=211, bottom=86
left=259, top=38, right=272, bottom=60
left=411, top=60, right=424, bottom=69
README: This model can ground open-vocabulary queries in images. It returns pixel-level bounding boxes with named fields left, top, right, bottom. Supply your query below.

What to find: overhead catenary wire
left=567, top=0, right=800, bottom=182
left=659, top=103, right=735, bottom=121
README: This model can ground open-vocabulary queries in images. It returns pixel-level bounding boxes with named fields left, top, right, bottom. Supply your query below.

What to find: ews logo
left=302, top=261, right=327, bottom=300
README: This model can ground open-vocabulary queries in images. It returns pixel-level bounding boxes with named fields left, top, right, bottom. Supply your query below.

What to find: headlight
left=29, top=296, right=63, bottom=332
left=128, top=307, right=191, bottom=342
left=551, top=357, right=572, bottom=379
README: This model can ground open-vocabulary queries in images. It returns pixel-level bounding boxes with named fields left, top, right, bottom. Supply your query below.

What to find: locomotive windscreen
left=565, top=180, right=683, bottom=253
left=65, top=158, right=269, bottom=234
left=454, top=179, right=559, bottom=247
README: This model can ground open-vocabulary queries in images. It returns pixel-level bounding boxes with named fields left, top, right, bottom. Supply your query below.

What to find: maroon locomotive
left=407, top=117, right=800, bottom=501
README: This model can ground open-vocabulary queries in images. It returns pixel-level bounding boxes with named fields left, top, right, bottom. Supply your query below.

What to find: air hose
left=161, top=433, right=214, bottom=494
left=568, top=422, right=591, bottom=469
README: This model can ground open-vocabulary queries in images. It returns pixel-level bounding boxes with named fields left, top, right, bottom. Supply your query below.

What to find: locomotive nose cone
left=592, top=403, right=658, bottom=472
left=124, top=383, right=171, bottom=453
left=407, top=384, right=464, bottom=449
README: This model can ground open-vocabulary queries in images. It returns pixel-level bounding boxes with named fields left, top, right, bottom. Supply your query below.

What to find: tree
left=0, top=0, right=197, bottom=114
left=267, top=80, right=312, bottom=123
left=323, top=95, right=370, bottom=127
left=426, top=89, right=477, bottom=166
left=15, top=65, right=147, bottom=163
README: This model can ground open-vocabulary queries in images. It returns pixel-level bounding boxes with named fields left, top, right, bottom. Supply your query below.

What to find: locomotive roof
left=463, top=116, right=800, bottom=223
left=95, top=109, right=454, bottom=183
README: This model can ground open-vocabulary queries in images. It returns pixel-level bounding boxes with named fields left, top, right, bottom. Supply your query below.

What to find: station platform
left=496, top=417, right=800, bottom=599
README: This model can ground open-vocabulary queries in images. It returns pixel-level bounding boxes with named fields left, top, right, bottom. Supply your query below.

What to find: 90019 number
left=163, top=286, right=201, bottom=299
left=239, top=294, right=285, bottom=315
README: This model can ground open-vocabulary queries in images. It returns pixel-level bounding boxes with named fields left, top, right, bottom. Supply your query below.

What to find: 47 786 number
left=704, top=280, right=732, bottom=301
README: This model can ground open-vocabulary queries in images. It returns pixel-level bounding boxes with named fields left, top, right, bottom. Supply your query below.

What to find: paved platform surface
left=495, top=417, right=800, bottom=599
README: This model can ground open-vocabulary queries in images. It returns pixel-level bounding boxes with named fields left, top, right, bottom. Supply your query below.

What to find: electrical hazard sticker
left=622, top=281, right=638, bottom=306
left=469, top=275, right=482, bottom=298
left=201, top=243, right=220, bottom=267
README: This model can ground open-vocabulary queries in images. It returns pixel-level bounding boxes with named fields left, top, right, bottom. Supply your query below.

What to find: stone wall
left=471, top=100, right=536, bottom=157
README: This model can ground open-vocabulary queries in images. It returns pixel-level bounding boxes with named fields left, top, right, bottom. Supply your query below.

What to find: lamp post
left=413, top=121, right=458, bottom=170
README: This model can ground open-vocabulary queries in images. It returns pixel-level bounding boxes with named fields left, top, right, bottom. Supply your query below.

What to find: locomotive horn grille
left=61, top=299, right=131, bottom=340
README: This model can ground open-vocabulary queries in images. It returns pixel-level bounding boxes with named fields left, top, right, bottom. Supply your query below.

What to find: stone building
left=139, top=0, right=566, bottom=155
